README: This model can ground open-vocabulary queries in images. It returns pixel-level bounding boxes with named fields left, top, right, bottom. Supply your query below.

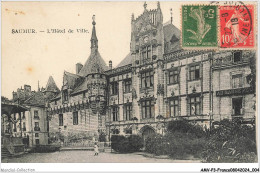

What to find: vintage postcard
left=1, top=1, right=258, bottom=172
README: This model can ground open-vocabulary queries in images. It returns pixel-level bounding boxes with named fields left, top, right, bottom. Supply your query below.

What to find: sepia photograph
left=1, top=0, right=258, bottom=172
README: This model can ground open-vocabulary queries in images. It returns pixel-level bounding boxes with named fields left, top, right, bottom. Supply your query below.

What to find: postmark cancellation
left=181, top=3, right=256, bottom=49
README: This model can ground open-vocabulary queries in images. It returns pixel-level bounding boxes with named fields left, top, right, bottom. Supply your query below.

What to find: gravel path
left=2, top=151, right=201, bottom=163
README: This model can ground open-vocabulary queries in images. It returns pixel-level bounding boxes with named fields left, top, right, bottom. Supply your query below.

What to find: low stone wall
left=63, top=140, right=95, bottom=147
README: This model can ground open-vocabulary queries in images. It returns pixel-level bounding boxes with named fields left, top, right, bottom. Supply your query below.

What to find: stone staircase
left=1, top=147, right=12, bottom=159
left=2, top=136, right=25, bottom=158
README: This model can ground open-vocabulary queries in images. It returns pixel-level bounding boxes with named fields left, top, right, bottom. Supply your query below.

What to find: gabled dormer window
left=63, top=90, right=68, bottom=101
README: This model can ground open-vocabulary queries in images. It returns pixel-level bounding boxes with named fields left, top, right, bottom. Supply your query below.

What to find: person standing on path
left=94, top=142, right=99, bottom=156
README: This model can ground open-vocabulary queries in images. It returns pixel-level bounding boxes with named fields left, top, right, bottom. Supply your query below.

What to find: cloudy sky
left=2, top=1, right=183, bottom=99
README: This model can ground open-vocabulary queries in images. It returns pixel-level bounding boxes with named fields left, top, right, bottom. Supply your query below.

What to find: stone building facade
left=45, top=2, right=255, bottom=143
left=47, top=15, right=108, bottom=142
left=212, top=51, right=255, bottom=123
left=2, top=82, right=55, bottom=147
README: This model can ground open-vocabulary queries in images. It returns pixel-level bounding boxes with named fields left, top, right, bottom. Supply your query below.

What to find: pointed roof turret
left=131, top=13, right=135, bottom=21
left=157, top=1, right=161, bottom=9
left=91, top=15, right=98, bottom=49
left=78, top=51, right=108, bottom=76
left=45, top=76, right=60, bottom=93
left=170, top=8, right=173, bottom=24
left=144, top=2, right=147, bottom=11
left=78, top=16, right=108, bottom=77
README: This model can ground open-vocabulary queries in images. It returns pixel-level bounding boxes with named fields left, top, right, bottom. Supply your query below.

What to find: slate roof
left=45, top=76, right=60, bottom=93
left=116, top=22, right=181, bottom=68
left=71, top=78, right=88, bottom=95
left=91, top=23, right=98, bottom=42
left=78, top=19, right=108, bottom=76
left=63, top=71, right=83, bottom=90
left=78, top=50, right=109, bottom=77
left=53, top=21, right=182, bottom=99
left=116, top=53, right=132, bottom=68
left=163, top=22, right=182, bottom=53
left=163, top=22, right=180, bottom=42
left=51, top=92, right=61, bottom=101
left=24, top=91, right=45, bottom=107
left=55, top=18, right=108, bottom=97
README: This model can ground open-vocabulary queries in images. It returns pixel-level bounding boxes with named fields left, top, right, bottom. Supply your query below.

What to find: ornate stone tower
left=130, top=1, right=164, bottom=62
left=78, top=15, right=109, bottom=133
left=130, top=2, right=165, bottom=121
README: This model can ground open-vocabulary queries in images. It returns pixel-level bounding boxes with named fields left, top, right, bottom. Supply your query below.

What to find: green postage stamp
left=182, top=5, right=217, bottom=48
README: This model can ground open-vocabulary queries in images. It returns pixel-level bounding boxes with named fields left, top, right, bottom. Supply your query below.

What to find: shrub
left=128, top=135, right=143, bottom=152
left=99, top=132, right=106, bottom=142
left=144, top=134, right=156, bottom=154
left=202, top=119, right=257, bottom=163
left=145, top=134, right=169, bottom=155
left=167, top=119, right=206, bottom=138
left=145, top=119, right=256, bottom=162
left=145, top=120, right=208, bottom=159
left=237, top=152, right=257, bottom=163
left=165, top=132, right=206, bottom=159
left=111, top=135, right=143, bottom=153
left=111, top=135, right=126, bottom=152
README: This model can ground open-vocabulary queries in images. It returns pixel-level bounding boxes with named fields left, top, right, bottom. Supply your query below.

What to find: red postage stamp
left=220, top=5, right=254, bottom=48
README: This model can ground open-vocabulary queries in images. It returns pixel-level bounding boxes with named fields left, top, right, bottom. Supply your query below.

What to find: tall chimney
left=24, top=85, right=31, bottom=92
left=109, top=60, right=112, bottom=70
left=13, top=91, right=18, bottom=101
left=76, top=63, right=83, bottom=74
left=170, top=8, right=173, bottom=24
